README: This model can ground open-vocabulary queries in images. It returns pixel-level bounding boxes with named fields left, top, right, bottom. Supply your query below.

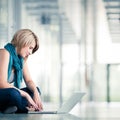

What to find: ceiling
left=23, top=0, right=78, bottom=44
left=22, top=0, right=120, bottom=44
left=103, top=0, right=120, bottom=43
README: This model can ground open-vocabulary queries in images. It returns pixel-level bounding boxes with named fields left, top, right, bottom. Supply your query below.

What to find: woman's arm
left=23, top=60, right=43, bottom=111
left=0, top=49, right=14, bottom=88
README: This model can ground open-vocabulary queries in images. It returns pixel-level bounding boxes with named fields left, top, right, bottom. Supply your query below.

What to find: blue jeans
left=0, top=87, right=41, bottom=113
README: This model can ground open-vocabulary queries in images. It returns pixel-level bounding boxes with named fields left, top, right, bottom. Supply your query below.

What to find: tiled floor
left=70, top=102, right=120, bottom=119
left=0, top=102, right=120, bottom=120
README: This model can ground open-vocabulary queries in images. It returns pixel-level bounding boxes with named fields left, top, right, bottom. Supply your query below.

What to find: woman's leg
left=20, top=87, right=41, bottom=98
left=0, top=88, right=28, bottom=113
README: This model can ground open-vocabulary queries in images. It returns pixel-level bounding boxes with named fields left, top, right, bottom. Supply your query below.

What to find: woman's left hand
left=33, top=92, right=43, bottom=111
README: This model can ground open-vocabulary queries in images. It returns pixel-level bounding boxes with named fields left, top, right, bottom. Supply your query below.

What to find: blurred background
left=0, top=0, right=120, bottom=108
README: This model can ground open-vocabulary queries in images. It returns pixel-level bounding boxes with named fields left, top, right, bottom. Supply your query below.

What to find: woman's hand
left=20, top=90, right=39, bottom=111
left=33, top=91, right=43, bottom=111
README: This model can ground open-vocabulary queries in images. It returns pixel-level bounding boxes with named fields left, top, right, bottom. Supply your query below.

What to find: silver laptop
left=29, top=92, right=85, bottom=114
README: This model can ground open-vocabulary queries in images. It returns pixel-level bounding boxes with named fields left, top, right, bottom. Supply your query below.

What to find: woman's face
left=18, top=40, right=36, bottom=58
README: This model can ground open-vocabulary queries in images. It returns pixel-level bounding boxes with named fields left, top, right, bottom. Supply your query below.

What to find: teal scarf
left=4, top=43, right=24, bottom=88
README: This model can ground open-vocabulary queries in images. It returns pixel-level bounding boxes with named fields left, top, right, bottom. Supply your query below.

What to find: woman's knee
left=36, top=87, right=41, bottom=95
left=8, top=88, right=21, bottom=101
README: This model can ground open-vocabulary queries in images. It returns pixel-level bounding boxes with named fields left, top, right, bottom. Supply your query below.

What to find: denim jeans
left=0, top=87, right=41, bottom=113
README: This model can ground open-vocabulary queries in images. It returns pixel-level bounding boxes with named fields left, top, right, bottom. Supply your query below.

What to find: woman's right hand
left=20, top=90, right=39, bottom=111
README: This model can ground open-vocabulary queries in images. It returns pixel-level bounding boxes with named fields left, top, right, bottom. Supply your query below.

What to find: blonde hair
left=11, top=29, right=39, bottom=53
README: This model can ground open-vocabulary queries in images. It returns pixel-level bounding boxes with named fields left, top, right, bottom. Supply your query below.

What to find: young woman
left=0, top=29, right=43, bottom=113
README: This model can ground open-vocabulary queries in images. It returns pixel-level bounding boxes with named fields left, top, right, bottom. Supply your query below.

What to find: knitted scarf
left=4, top=43, right=24, bottom=88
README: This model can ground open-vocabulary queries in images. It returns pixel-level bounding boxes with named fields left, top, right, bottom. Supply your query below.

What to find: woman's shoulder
left=0, top=48, right=10, bottom=57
